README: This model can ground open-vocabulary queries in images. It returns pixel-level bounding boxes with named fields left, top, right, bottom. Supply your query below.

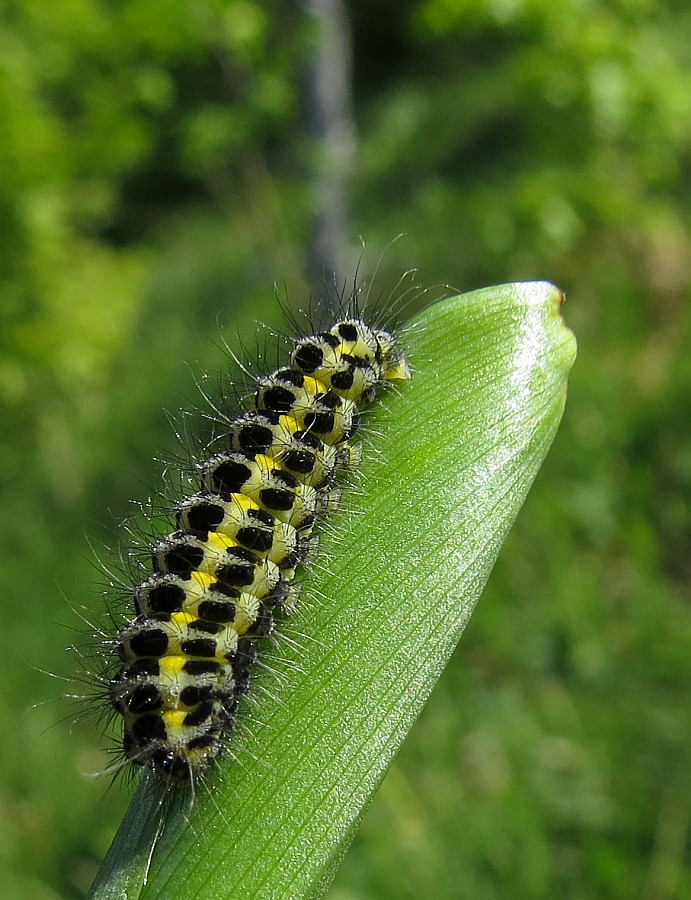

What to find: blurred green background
left=1, top=1, right=689, bottom=897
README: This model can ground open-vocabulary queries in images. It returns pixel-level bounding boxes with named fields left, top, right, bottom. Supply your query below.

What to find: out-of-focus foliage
left=0, top=0, right=688, bottom=897
left=0, top=0, right=302, bottom=507
left=356, top=0, right=691, bottom=299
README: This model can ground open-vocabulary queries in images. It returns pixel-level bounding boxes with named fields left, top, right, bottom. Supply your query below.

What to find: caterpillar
left=104, top=307, right=411, bottom=785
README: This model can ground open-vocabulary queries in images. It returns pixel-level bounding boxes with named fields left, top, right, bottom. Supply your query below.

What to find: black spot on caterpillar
left=93, top=286, right=412, bottom=789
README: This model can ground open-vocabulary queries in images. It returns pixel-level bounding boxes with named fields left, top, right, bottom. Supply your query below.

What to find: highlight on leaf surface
left=89, top=281, right=576, bottom=900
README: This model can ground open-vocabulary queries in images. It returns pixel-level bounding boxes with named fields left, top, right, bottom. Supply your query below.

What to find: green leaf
left=89, top=281, right=577, bottom=900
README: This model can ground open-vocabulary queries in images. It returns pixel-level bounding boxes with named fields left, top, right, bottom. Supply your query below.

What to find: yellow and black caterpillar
left=107, top=318, right=410, bottom=782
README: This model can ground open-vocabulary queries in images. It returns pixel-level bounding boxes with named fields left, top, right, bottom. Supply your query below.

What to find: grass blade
left=90, top=281, right=577, bottom=899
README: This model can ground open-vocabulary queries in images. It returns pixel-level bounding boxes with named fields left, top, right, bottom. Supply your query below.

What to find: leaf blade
left=89, top=281, right=577, bottom=900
